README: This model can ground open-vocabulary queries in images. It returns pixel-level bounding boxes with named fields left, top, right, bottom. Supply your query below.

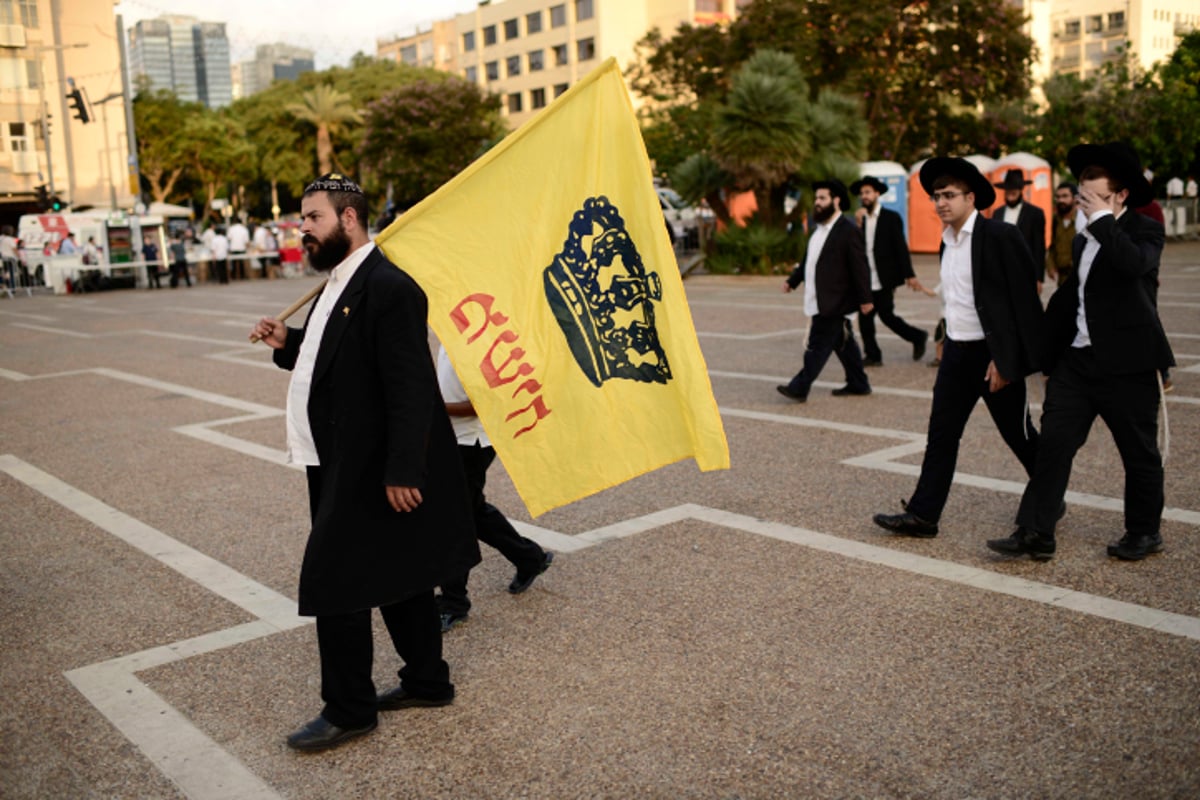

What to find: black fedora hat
left=993, top=168, right=1032, bottom=190
left=1067, top=142, right=1153, bottom=208
left=813, top=179, right=850, bottom=212
left=919, top=157, right=996, bottom=209
left=850, top=175, right=888, bottom=195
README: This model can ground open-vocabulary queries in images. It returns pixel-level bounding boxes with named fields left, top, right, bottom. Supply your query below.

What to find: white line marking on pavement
left=0, top=309, right=57, bottom=322
left=10, top=322, right=94, bottom=337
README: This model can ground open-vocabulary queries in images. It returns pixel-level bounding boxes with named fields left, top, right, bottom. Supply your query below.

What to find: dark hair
left=1056, top=181, right=1078, bottom=195
left=1078, top=166, right=1125, bottom=195
left=307, top=188, right=369, bottom=233
left=932, top=175, right=971, bottom=194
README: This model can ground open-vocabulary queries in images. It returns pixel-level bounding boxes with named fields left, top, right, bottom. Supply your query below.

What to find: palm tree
left=285, top=85, right=362, bottom=176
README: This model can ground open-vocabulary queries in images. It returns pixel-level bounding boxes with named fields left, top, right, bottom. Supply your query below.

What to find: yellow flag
left=376, top=57, right=729, bottom=516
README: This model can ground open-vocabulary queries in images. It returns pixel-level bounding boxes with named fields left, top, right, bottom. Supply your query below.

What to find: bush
left=704, top=219, right=803, bottom=275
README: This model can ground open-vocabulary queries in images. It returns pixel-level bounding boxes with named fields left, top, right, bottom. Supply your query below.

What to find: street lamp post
left=33, top=42, right=88, bottom=201
left=93, top=92, right=122, bottom=208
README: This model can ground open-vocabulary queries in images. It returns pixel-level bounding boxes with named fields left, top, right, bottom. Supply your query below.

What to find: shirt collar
left=328, top=239, right=375, bottom=283
left=943, top=210, right=977, bottom=246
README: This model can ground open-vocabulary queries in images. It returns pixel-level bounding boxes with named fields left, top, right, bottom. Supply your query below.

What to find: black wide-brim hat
left=1067, top=142, right=1153, bottom=208
left=850, top=175, right=888, bottom=195
left=919, top=157, right=996, bottom=210
left=993, top=168, right=1032, bottom=190
left=813, top=179, right=850, bottom=212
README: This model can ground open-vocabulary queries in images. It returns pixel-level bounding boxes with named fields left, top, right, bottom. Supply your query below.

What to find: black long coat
left=786, top=215, right=873, bottom=316
left=1042, top=210, right=1173, bottom=376
left=275, top=248, right=480, bottom=616
left=942, top=216, right=1044, bottom=382
left=993, top=203, right=1047, bottom=280
left=866, top=207, right=915, bottom=290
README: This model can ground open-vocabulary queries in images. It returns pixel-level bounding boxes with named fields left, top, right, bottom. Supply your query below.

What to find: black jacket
left=993, top=203, right=1047, bottom=280
left=786, top=215, right=872, bottom=316
left=941, top=215, right=1044, bottom=381
left=1042, top=210, right=1173, bottom=375
left=864, top=207, right=914, bottom=290
left=275, top=247, right=480, bottom=616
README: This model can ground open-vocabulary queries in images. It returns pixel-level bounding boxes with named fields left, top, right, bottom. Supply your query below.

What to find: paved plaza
left=1, top=244, right=1197, bottom=799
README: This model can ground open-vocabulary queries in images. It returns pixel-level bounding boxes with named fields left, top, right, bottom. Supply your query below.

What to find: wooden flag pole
left=249, top=279, right=327, bottom=343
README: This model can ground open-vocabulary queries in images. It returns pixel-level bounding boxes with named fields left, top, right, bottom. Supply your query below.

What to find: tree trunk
left=316, top=125, right=333, bottom=175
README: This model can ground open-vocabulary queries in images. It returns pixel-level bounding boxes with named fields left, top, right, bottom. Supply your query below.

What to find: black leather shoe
left=986, top=527, right=1055, bottom=561
left=831, top=385, right=872, bottom=397
left=1106, top=533, right=1163, bottom=561
left=286, top=715, right=376, bottom=751
left=377, top=686, right=454, bottom=711
left=913, top=331, right=929, bottom=361
left=776, top=385, right=806, bottom=402
left=873, top=511, right=938, bottom=538
left=509, top=551, right=554, bottom=594
left=863, top=358, right=883, bottom=368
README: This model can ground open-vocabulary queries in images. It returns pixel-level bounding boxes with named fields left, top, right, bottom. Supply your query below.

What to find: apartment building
left=379, top=0, right=750, bottom=128
left=0, top=0, right=135, bottom=221
left=235, top=43, right=315, bottom=98
left=1050, top=0, right=1199, bottom=79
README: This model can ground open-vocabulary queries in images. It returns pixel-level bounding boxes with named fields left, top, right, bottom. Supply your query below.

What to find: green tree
left=132, top=88, right=207, bottom=203
left=629, top=0, right=1033, bottom=165
left=285, top=84, right=362, bottom=176
left=356, top=77, right=504, bottom=210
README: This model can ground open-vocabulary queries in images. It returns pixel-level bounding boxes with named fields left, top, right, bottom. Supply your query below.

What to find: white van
left=18, top=210, right=146, bottom=293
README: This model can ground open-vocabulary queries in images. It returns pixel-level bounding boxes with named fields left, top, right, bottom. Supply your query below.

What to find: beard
left=860, top=197, right=876, bottom=212
left=303, top=221, right=352, bottom=273
left=813, top=203, right=837, bottom=223
left=1056, top=203, right=1074, bottom=217
left=1005, top=196, right=1022, bottom=208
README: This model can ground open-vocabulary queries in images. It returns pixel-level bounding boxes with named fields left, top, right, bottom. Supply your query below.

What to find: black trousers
left=212, top=258, right=228, bottom=284
left=230, top=252, right=246, bottom=280
left=1016, top=346, right=1163, bottom=537
left=169, top=262, right=191, bottom=287
left=859, top=287, right=926, bottom=362
left=784, top=313, right=870, bottom=398
left=907, top=338, right=1038, bottom=522
left=305, top=466, right=452, bottom=729
left=439, top=443, right=545, bottom=615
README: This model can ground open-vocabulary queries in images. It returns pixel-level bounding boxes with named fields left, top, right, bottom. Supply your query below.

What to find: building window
left=507, top=92, right=523, bottom=114
left=7, top=121, right=28, bottom=151
left=577, top=37, right=595, bottom=61
left=531, top=87, right=547, bottom=109
left=553, top=82, right=569, bottom=97
left=575, top=0, right=594, bottom=22
left=399, top=44, right=417, bottom=65
left=504, top=18, right=520, bottom=40
left=1063, top=19, right=1080, bottom=36
left=465, top=65, right=478, bottom=83
left=550, top=4, right=566, bottom=28
left=527, top=11, right=542, bottom=34
left=483, top=25, right=497, bottom=46
left=18, top=0, right=37, bottom=27
left=1085, top=15, right=1102, bottom=33
left=1108, top=11, right=1125, bottom=30
left=528, top=49, right=544, bottom=71
left=463, top=31, right=476, bottom=52
left=485, top=60, right=499, bottom=81
left=553, top=43, right=569, bottom=66
left=507, top=54, right=521, bottom=77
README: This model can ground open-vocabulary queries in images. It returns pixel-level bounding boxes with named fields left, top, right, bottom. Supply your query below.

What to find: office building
left=127, top=15, right=232, bottom=108
left=235, top=43, right=315, bottom=98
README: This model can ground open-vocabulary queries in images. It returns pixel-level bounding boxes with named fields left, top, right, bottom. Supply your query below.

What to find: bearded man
left=777, top=179, right=875, bottom=402
left=250, top=174, right=479, bottom=751
left=1046, top=182, right=1079, bottom=288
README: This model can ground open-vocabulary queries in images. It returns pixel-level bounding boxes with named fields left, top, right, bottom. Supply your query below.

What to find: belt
left=945, top=336, right=988, bottom=347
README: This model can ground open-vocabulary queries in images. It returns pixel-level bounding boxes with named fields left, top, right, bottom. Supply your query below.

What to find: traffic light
left=35, top=184, right=49, bottom=210
left=67, top=88, right=91, bottom=124
left=50, top=196, right=64, bottom=212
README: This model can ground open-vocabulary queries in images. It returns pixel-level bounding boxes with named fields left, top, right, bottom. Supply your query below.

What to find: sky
left=113, top=0, right=485, bottom=70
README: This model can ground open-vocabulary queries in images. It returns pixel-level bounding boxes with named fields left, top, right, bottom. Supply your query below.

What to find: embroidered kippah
left=304, top=173, right=363, bottom=195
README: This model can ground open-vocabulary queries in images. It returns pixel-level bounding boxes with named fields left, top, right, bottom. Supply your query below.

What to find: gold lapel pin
left=342, top=306, right=350, bottom=316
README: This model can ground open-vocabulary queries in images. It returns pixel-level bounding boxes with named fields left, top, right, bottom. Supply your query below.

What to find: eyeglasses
left=929, top=191, right=965, bottom=203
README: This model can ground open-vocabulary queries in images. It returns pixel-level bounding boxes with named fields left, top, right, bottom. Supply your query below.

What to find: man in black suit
left=777, top=179, right=874, bottom=402
left=251, top=174, right=480, bottom=751
left=851, top=175, right=929, bottom=366
left=993, top=168, right=1047, bottom=288
left=989, top=143, right=1174, bottom=562
left=873, top=158, right=1043, bottom=538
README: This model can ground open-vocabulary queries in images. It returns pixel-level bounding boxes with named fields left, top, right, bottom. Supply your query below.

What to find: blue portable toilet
left=858, top=160, right=909, bottom=236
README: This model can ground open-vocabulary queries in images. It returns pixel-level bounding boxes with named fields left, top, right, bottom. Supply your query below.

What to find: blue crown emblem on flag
left=543, top=196, right=672, bottom=387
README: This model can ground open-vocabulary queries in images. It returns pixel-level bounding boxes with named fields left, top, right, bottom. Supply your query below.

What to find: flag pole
left=249, top=279, right=326, bottom=343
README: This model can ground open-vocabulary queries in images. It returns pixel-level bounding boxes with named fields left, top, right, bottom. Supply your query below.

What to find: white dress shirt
left=1071, top=208, right=1122, bottom=349
left=863, top=206, right=882, bottom=291
left=803, top=216, right=836, bottom=317
left=940, top=211, right=985, bottom=341
left=1002, top=202, right=1023, bottom=226
left=285, top=240, right=376, bottom=466
left=436, top=346, right=488, bottom=447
